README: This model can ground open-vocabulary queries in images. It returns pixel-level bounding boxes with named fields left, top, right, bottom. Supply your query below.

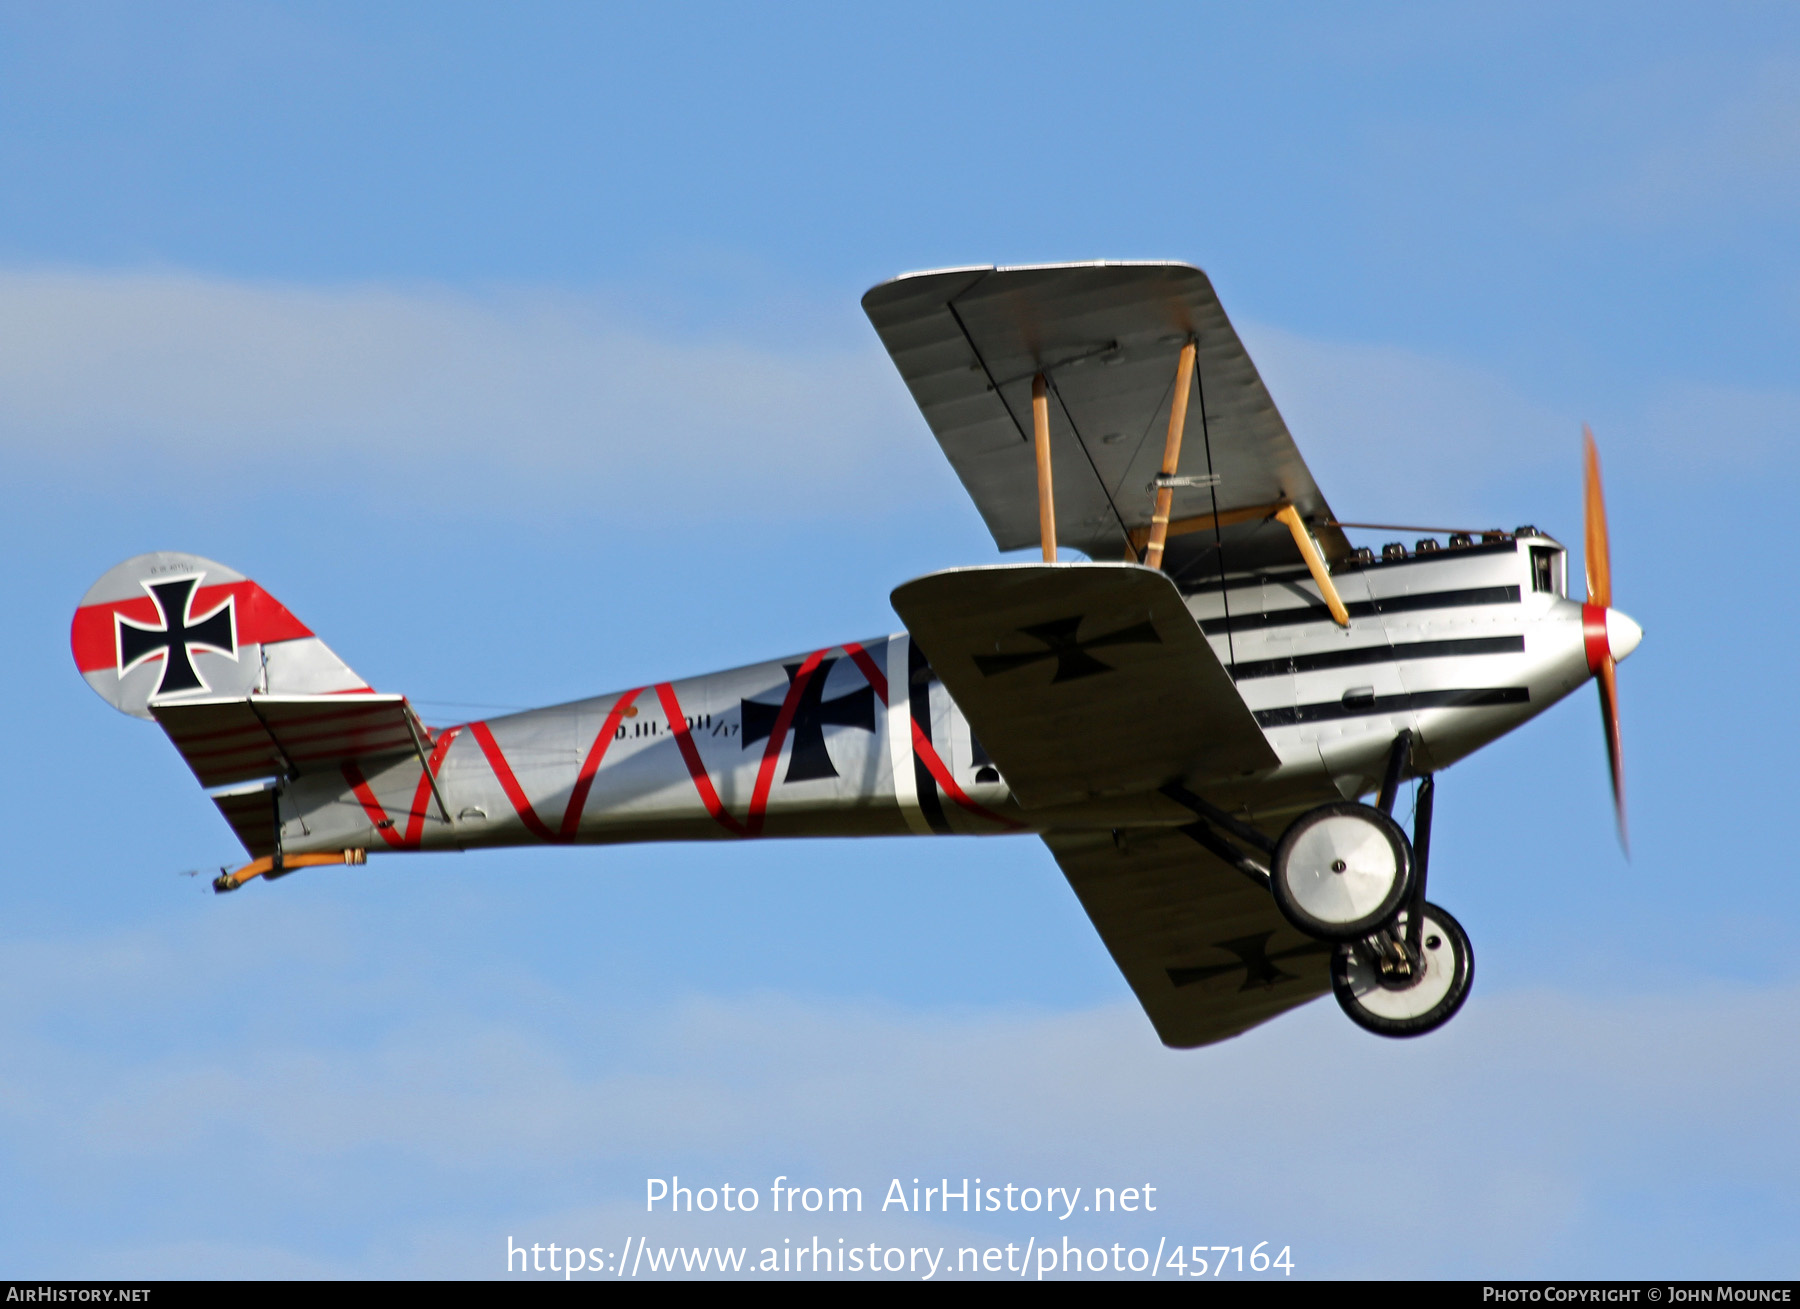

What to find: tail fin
left=72, top=551, right=371, bottom=720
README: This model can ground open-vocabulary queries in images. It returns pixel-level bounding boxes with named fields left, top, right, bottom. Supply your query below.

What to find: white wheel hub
left=1283, top=814, right=1403, bottom=926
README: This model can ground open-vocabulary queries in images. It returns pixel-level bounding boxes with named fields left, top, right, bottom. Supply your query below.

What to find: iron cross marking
left=1166, top=932, right=1332, bottom=992
left=973, top=615, right=1161, bottom=683
left=116, top=576, right=237, bottom=697
left=741, top=657, right=876, bottom=783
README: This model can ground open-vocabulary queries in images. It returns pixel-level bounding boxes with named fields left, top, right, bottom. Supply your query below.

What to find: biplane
left=71, top=262, right=1640, bottom=1048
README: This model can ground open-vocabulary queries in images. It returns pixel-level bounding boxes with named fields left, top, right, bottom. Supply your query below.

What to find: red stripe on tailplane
left=158, top=702, right=396, bottom=747
left=171, top=717, right=411, bottom=761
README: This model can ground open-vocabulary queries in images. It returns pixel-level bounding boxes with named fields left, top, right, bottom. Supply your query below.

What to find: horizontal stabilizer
left=891, top=563, right=1277, bottom=809
left=151, top=694, right=422, bottom=789
left=211, top=780, right=279, bottom=859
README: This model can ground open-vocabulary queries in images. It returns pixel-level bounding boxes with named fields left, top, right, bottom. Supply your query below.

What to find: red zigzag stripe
left=655, top=681, right=749, bottom=837
left=467, top=689, right=645, bottom=843
left=344, top=724, right=462, bottom=848
left=841, top=641, right=1021, bottom=831
left=450, top=642, right=1017, bottom=842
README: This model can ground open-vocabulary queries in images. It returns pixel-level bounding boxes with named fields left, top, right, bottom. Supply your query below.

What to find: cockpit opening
left=1529, top=544, right=1565, bottom=596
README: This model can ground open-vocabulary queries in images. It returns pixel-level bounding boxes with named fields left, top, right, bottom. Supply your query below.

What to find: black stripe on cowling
left=1201, top=585, right=1521, bottom=635
left=1229, top=635, right=1525, bottom=682
left=907, top=638, right=951, bottom=835
left=1254, top=687, right=1529, bottom=728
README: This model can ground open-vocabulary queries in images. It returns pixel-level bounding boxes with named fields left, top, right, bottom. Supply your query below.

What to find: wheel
left=1332, top=902, right=1474, bottom=1038
left=1270, top=802, right=1414, bottom=941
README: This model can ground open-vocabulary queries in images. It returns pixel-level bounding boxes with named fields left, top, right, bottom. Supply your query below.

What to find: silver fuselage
left=274, top=536, right=1591, bottom=856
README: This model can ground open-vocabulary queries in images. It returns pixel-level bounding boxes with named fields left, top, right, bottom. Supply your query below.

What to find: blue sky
left=2, top=1, right=1798, bottom=1279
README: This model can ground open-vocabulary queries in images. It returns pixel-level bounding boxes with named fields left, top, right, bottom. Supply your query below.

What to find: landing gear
left=1332, top=901, right=1473, bottom=1037
left=1269, top=802, right=1414, bottom=941
left=1164, top=735, right=1477, bottom=1039
left=1272, top=735, right=1475, bottom=1038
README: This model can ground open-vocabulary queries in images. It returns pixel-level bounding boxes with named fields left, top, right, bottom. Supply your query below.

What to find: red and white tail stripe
left=73, top=551, right=370, bottom=720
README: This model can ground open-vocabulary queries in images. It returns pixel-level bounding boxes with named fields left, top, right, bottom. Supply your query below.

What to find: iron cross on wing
left=973, top=614, right=1161, bottom=683
left=1166, top=933, right=1333, bottom=993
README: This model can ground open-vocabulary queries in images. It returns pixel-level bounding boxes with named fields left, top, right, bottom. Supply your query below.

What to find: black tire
left=1332, top=901, right=1474, bottom=1038
left=1270, top=802, right=1414, bottom=942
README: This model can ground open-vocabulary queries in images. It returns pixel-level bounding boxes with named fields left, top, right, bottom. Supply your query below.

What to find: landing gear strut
left=1324, top=765, right=1475, bottom=1037
left=1166, top=733, right=1476, bottom=1038
left=1277, top=732, right=1475, bottom=1037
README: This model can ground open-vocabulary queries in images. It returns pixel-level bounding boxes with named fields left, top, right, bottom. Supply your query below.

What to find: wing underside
left=1045, top=825, right=1329, bottom=1048
left=862, top=262, right=1349, bottom=577
left=891, top=562, right=1278, bottom=809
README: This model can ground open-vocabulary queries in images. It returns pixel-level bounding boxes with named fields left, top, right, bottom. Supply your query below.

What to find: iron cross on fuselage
left=116, top=576, right=237, bottom=697
left=741, top=656, right=876, bottom=782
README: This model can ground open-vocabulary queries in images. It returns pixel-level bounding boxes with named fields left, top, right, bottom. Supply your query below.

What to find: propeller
left=1582, top=426, right=1641, bottom=852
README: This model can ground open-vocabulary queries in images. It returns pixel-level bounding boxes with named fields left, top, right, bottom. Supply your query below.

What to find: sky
left=2, top=0, right=1798, bottom=1281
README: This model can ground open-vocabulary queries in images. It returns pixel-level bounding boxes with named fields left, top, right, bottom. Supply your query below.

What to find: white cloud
left=3, top=911, right=1798, bottom=1278
left=3, top=266, right=1785, bottom=540
left=1242, top=319, right=1800, bottom=543
left=1241, top=322, right=1574, bottom=525
left=0, top=267, right=938, bottom=515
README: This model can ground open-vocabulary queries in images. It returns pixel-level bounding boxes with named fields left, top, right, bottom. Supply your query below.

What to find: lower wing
left=1045, top=825, right=1330, bottom=1048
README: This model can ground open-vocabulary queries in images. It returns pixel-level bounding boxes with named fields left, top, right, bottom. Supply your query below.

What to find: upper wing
left=862, top=262, right=1349, bottom=574
left=1045, top=824, right=1330, bottom=1048
left=891, top=562, right=1277, bottom=808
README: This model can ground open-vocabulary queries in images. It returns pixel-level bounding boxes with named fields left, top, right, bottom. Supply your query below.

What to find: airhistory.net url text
left=506, top=1235, right=1294, bottom=1279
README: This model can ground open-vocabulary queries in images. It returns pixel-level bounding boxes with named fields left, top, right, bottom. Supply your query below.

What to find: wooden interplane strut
left=1032, top=373, right=1056, bottom=562
left=1143, top=340, right=1197, bottom=570
left=1274, top=504, right=1350, bottom=627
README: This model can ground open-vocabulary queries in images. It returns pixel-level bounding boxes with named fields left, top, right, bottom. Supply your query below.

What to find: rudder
left=72, top=551, right=371, bottom=719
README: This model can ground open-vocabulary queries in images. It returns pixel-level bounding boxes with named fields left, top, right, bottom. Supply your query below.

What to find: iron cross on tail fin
left=71, top=552, right=445, bottom=883
left=72, top=551, right=371, bottom=717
